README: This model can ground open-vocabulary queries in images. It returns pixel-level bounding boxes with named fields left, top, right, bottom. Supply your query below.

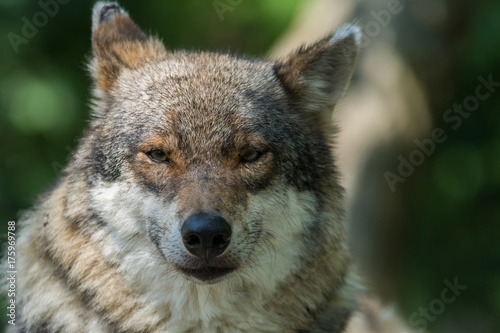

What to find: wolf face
left=87, top=1, right=359, bottom=284
left=13, top=2, right=362, bottom=332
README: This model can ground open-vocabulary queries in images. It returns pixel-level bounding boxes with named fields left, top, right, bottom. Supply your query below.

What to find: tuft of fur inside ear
left=90, top=2, right=167, bottom=92
left=274, top=24, right=361, bottom=124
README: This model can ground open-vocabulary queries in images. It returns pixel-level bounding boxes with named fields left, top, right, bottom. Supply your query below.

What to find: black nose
left=181, top=213, right=231, bottom=259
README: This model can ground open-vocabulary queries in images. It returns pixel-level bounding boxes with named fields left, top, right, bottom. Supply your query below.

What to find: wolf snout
left=181, top=213, right=232, bottom=260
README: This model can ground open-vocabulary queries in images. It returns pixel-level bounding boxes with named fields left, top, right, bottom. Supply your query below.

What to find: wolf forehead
left=103, top=52, right=294, bottom=144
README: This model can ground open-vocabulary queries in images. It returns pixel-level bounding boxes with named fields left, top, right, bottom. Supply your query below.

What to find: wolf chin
left=9, top=2, right=363, bottom=332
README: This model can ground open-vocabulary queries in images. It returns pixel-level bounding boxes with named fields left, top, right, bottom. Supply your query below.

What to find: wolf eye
left=147, top=150, right=170, bottom=163
left=241, top=149, right=263, bottom=163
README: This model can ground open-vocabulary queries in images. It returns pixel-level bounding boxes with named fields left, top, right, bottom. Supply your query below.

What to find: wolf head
left=79, top=2, right=360, bottom=289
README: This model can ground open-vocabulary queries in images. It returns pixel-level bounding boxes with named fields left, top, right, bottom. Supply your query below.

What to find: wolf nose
left=181, top=213, right=232, bottom=259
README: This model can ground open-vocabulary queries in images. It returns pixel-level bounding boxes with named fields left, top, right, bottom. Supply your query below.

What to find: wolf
left=9, top=2, right=364, bottom=332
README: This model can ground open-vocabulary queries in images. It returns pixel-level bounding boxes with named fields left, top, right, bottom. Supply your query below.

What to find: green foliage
left=394, top=2, right=500, bottom=330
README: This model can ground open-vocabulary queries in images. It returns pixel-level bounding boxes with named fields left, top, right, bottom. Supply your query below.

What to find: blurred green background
left=0, top=0, right=499, bottom=332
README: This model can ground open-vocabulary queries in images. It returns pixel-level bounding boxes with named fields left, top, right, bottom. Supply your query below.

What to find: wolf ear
left=275, top=25, right=361, bottom=124
left=90, top=2, right=167, bottom=92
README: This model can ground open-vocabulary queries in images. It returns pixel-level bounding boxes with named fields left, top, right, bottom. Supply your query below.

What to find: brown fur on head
left=13, top=2, right=362, bottom=332
left=90, top=2, right=168, bottom=92
left=275, top=27, right=360, bottom=125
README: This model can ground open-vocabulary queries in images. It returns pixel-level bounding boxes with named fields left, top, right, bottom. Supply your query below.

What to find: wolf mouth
left=177, top=265, right=236, bottom=282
